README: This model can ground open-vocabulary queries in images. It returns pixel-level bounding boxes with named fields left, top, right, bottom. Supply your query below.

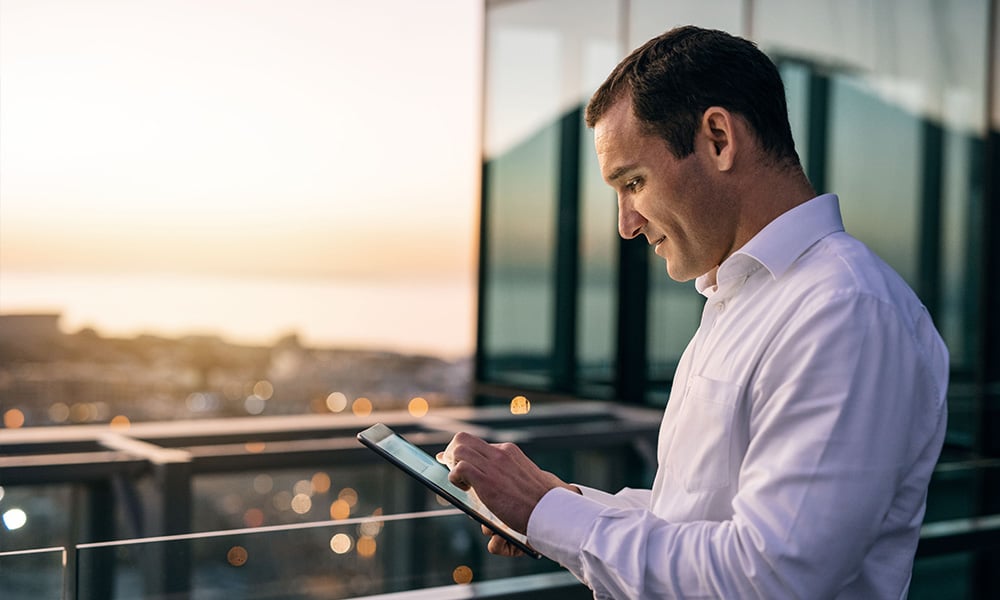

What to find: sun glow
left=0, top=0, right=481, bottom=282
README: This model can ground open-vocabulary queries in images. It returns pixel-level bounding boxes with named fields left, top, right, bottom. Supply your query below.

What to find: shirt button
left=715, top=301, right=726, bottom=313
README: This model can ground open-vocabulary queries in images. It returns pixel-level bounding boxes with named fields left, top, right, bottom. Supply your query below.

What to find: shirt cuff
left=527, top=486, right=607, bottom=575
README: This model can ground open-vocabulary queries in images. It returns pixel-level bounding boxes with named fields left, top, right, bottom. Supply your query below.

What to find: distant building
left=0, top=313, right=62, bottom=344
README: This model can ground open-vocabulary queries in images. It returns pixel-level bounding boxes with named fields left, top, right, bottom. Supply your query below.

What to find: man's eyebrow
left=607, top=164, right=638, bottom=183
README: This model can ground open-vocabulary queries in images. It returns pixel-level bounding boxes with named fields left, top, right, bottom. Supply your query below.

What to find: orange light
left=452, top=565, right=473, bottom=584
left=510, top=395, right=531, bottom=415
left=352, top=397, right=373, bottom=417
left=357, top=535, right=377, bottom=558
left=408, top=396, right=429, bottom=418
left=3, top=409, right=25, bottom=429
left=109, top=415, right=131, bottom=430
left=244, top=441, right=266, bottom=453
left=329, top=499, right=351, bottom=520
left=227, top=546, right=248, bottom=567
left=311, top=472, right=331, bottom=494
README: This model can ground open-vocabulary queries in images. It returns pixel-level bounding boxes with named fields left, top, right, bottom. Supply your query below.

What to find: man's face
left=594, top=99, right=736, bottom=282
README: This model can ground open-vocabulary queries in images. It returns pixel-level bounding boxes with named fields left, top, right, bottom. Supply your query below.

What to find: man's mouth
left=652, top=236, right=666, bottom=249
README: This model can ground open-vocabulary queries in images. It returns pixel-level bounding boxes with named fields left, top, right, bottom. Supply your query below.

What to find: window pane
left=755, top=0, right=990, bottom=447
left=481, top=0, right=619, bottom=388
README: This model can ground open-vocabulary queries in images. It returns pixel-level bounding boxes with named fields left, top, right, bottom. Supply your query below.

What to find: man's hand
left=481, top=524, right=525, bottom=557
left=439, top=432, right=579, bottom=535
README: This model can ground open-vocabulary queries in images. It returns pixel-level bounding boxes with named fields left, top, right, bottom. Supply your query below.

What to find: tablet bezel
left=357, top=423, right=541, bottom=559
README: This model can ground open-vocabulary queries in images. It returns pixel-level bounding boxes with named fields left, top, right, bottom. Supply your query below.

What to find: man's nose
left=618, top=197, right=645, bottom=239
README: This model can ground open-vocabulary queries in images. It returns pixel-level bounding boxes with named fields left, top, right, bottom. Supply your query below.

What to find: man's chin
left=664, top=260, right=697, bottom=283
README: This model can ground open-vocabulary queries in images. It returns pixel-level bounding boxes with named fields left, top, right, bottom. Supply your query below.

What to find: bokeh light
left=2, top=508, right=27, bottom=530
left=253, top=380, right=274, bottom=400
left=359, top=507, right=385, bottom=538
left=452, top=565, right=473, bottom=584
left=408, top=396, right=429, bottom=418
left=329, top=499, right=351, bottom=520
left=64, top=401, right=109, bottom=423
left=243, top=508, right=265, bottom=528
left=253, top=474, right=274, bottom=494
left=311, top=472, right=331, bottom=494
left=186, top=392, right=217, bottom=412
left=48, top=402, right=70, bottom=423
left=70, top=402, right=94, bottom=422
left=273, top=491, right=293, bottom=512
left=326, top=392, right=348, bottom=413
left=352, top=397, right=373, bottom=417
left=3, top=409, right=25, bottom=429
left=244, top=394, right=266, bottom=415
left=109, top=415, right=131, bottom=430
left=244, top=441, right=266, bottom=453
left=330, top=533, right=352, bottom=554
left=510, top=395, right=531, bottom=415
left=359, top=521, right=381, bottom=537
left=291, top=493, right=312, bottom=515
left=293, top=479, right=314, bottom=496
left=221, top=493, right=243, bottom=515
left=227, top=546, right=248, bottom=567
left=338, top=487, right=358, bottom=507
left=357, top=535, right=377, bottom=558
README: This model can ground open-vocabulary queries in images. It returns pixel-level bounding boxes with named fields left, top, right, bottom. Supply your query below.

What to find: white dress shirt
left=527, top=194, right=949, bottom=599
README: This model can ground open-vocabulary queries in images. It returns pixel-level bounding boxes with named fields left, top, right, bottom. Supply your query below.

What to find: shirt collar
left=695, top=194, right=845, bottom=297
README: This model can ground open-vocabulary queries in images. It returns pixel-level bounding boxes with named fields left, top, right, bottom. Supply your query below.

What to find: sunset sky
left=0, top=0, right=483, bottom=280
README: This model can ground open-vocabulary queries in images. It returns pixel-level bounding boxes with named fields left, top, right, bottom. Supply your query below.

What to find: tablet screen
left=357, top=423, right=540, bottom=558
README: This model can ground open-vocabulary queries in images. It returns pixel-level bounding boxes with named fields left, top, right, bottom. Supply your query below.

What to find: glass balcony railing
left=0, top=402, right=655, bottom=599
left=3, top=402, right=1000, bottom=598
left=1, top=511, right=590, bottom=600
left=73, top=509, right=585, bottom=599
left=0, top=546, right=66, bottom=599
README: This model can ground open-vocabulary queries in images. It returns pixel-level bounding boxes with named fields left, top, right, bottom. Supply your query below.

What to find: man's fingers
left=447, top=459, right=485, bottom=490
left=486, top=534, right=524, bottom=557
left=447, top=467, right=470, bottom=490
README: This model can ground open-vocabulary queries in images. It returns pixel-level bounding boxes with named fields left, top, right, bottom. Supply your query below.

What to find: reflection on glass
left=0, top=546, right=66, bottom=600
left=481, top=0, right=619, bottom=388
left=74, top=510, right=560, bottom=599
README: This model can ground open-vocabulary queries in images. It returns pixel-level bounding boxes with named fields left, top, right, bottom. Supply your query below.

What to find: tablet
left=357, top=423, right=541, bottom=559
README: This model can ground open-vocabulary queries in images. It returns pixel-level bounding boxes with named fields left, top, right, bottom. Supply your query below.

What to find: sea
left=0, top=271, right=475, bottom=359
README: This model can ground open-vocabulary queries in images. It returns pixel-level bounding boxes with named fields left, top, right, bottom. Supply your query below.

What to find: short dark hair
left=585, top=26, right=800, bottom=167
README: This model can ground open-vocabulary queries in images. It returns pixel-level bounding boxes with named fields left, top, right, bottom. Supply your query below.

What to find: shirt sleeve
left=526, top=291, right=948, bottom=599
left=577, top=485, right=651, bottom=510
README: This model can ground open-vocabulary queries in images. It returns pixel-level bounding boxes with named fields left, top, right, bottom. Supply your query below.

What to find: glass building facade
left=477, top=0, right=1000, bottom=596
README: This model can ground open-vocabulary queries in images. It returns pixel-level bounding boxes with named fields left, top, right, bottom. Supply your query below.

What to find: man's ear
left=700, top=107, right=736, bottom=172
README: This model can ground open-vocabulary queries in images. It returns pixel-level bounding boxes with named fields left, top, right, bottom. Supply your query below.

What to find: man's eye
left=625, top=178, right=642, bottom=192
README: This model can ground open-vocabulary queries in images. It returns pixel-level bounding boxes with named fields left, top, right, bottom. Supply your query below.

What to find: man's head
left=588, top=26, right=810, bottom=283
left=585, top=26, right=799, bottom=169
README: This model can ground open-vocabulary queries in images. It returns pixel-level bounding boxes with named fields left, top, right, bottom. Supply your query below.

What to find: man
left=443, top=26, right=948, bottom=598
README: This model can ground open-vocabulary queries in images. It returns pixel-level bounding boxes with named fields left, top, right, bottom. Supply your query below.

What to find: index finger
left=440, top=431, right=490, bottom=468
